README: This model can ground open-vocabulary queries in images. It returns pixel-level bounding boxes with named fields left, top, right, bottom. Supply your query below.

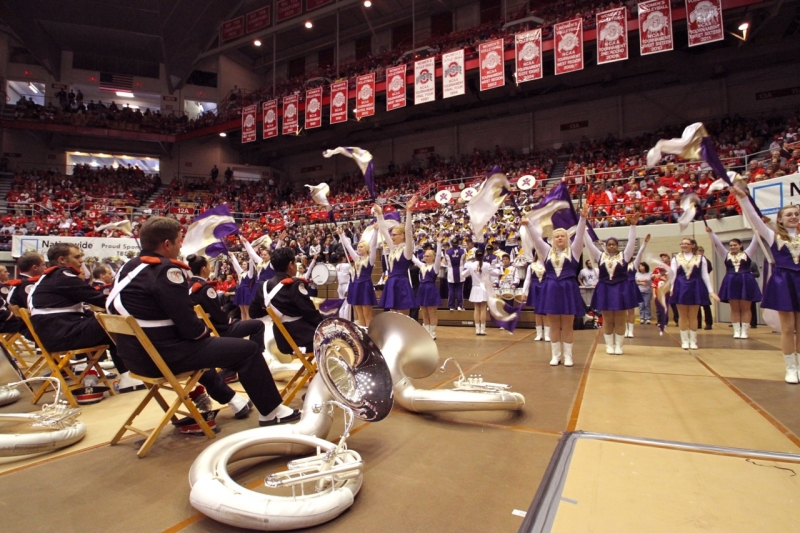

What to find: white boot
left=733, top=323, right=742, bottom=339
left=117, top=371, right=145, bottom=393
left=480, top=323, right=486, bottom=335
left=614, top=334, right=624, bottom=355
left=534, top=326, right=543, bottom=341
left=626, top=323, right=635, bottom=338
left=603, top=334, right=615, bottom=354
left=689, top=330, right=698, bottom=350
left=475, top=323, right=480, bottom=335
left=740, top=323, right=750, bottom=339
left=680, top=330, right=690, bottom=350
left=544, top=326, right=551, bottom=342
left=783, top=354, right=799, bottom=384
left=549, top=343, right=561, bottom=366
left=430, top=325, right=437, bottom=340
left=563, top=343, right=574, bottom=367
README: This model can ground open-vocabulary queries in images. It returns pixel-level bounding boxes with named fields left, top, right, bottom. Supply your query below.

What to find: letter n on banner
left=596, top=7, right=628, bottom=65
left=414, top=57, right=436, bottom=104
left=686, top=0, right=723, bottom=47
left=386, top=64, right=407, bottom=111
left=515, top=30, right=543, bottom=84
left=479, top=39, right=505, bottom=91
left=442, top=49, right=465, bottom=98
left=262, top=100, right=278, bottom=139
left=330, top=80, right=348, bottom=124
left=305, top=87, right=323, bottom=129
left=282, top=94, right=299, bottom=135
left=356, top=73, right=375, bottom=119
left=241, top=104, right=257, bottom=143
left=554, top=18, right=584, bottom=75
left=638, top=0, right=673, bottom=56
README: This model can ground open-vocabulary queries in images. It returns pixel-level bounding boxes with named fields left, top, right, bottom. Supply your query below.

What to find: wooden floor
left=1, top=321, right=799, bottom=532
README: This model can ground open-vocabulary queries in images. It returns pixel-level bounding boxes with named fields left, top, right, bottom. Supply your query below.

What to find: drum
left=310, top=263, right=337, bottom=285
left=499, top=282, right=514, bottom=300
left=513, top=288, right=527, bottom=304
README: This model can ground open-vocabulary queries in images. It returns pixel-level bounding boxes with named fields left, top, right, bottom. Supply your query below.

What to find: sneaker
left=645, top=320, right=651, bottom=325
left=259, top=409, right=302, bottom=426
left=449, top=308, right=455, bottom=312
left=457, top=307, right=464, bottom=311
left=233, top=399, right=253, bottom=419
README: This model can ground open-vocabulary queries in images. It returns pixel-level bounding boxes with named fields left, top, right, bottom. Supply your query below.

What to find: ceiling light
left=364, top=0, right=372, bottom=6
left=305, top=21, right=313, bottom=29
left=738, top=22, right=749, bottom=31
left=28, top=82, right=39, bottom=94
left=116, top=91, right=134, bottom=98
left=254, top=39, right=262, bottom=46
left=219, top=132, right=227, bottom=137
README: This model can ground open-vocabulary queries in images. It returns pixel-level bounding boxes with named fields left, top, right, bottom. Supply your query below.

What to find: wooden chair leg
left=111, top=384, right=159, bottom=445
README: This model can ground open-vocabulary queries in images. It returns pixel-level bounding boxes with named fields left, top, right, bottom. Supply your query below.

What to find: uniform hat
left=73, top=386, right=110, bottom=405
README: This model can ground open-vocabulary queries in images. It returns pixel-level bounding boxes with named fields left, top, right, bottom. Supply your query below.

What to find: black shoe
left=259, top=409, right=301, bottom=426
left=233, top=400, right=253, bottom=419
left=704, top=325, right=713, bottom=330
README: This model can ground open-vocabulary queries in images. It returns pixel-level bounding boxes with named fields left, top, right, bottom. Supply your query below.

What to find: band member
left=705, top=225, right=762, bottom=339
left=7, top=251, right=45, bottom=310
left=461, top=249, right=490, bottom=335
left=90, top=265, right=114, bottom=293
left=412, top=235, right=443, bottom=338
left=110, top=217, right=298, bottom=426
left=376, top=197, right=418, bottom=314
left=339, top=225, right=379, bottom=326
left=335, top=252, right=352, bottom=320
left=670, top=238, right=719, bottom=350
left=624, top=234, right=650, bottom=338
left=0, top=266, right=22, bottom=334
left=445, top=237, right=465, bottom=311
left=521, top=252, right=548, bottom=341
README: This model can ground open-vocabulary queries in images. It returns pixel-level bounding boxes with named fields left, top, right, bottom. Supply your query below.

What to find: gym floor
left=1, top=321, right=799, bottom=532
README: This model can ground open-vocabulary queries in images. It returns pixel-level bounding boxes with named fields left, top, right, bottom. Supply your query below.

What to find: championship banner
left=241, top=104, right=257, bottom=143
left=638, top=0, right=674, bottom=56
left=554, top=19, right=584, bottom=75
left=596, top=7, right=628, bottom=65
left=479, top=39, right=505, bottom=91
left=686, top=0, right=724, bottom=47
left=12, top=236, right=140, bottom=261
left=386, top=65, right=407, bottom=111
left=515, top=30, right=543, bottom=84
left=442, top=49, right=465, bottom=98
left=282, top=94, right=299, bottom=135
left=245, top=6, right=271, bottom=33
left=276, top=0, right=303, bottom=22
left=305, top=87, right=323, bottom=129
left=263, top=100, right=278, bottom=139
left=414, top=57, right=436, bottom=104
left=356, top=73, right=375, bottom=119
left=220, top=17, right=244, bottom=42
left=330, top=80, right=348, bottom=124
left=306, top=0, right=334, bottom=11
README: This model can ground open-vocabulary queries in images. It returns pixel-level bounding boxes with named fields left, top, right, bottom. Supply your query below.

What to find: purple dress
left=670, top=254, right=711, bottom=306
left=761, top=237, right=800, bottom=312
left=536, top=249, right=585, bottom=316
left=416, top=264, right=441, bottom=306
left=591, top=253, right=640, bottom=311
left=525, top=262, right=545, bottom=309
left=347, top=257, right=378, bottom=306
left=627, top=263, right=644, bottom=306
left=718, top=252, right=763, bottom=303
left=379, top=249, right=416, bottom=310
left=233, top=272, right=257, bottom=306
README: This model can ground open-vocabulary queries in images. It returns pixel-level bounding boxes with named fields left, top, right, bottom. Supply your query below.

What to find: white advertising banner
left=749, top=172, right=800, bottom=216
left=12, top=236, right=140, bottom=260
left=414, top=57, right=436, bottom=105
left=441, top=49, right=465, bottom=99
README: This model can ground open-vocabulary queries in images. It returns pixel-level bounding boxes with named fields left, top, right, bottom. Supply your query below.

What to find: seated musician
left=249, top=247, right=323, bottom=355
left=7, top=251, right=45, bottom=310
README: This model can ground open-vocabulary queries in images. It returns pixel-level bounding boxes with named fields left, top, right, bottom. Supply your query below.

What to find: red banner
left=304, top=87, right=323, bottom=129
left=221, top=17, right=245, bottom=42
left=386, top=65, right=407, bottom=111
left=306, top=0, right=334, bottom=11
left=638, top=0, right=674, bottom=56
left=515, top=30, right=543, bottom=84
left=554, top=18, right=584, bottom=75
left=479, top=39, right=505, bottom=91
left=263, top=100, right=278, bottom=139
left=282, top=95, right=299, bottom=135
left=241, top=104, right=257, bottom=143
left=276, top=0, right=303, bottom=22
left=330, top=80, right=348, bottom=124
left=356, top=73, right=375, bottom=119
left=246, top=7, right=271, bottom=33
left=686, top=0, right=724, bottom=47
left=596, top=7, right=628, bottom=65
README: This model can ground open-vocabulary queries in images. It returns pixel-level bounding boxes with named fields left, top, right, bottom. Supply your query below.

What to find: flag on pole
left=524, top=182, right=598, bottom=241
left=182, top=204, right=239, bottom=257
left=95, top=220, right=133, bottom=235
left=467, top=166, right=510, bottom=240
left=323, top=146, right=376, bottom=199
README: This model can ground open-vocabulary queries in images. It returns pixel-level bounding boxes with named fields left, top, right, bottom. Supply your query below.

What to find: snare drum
left=310, top=263, right=337, bottom=285
left=513, top=288, right=527, bottom=304
left=499, top=282, right=514, bottom=300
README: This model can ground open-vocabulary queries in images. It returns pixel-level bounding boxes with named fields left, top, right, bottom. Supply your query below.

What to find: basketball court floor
left=1, top=321, right=799, bottom=532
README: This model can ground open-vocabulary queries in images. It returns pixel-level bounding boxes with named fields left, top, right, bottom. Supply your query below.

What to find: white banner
left=749, top=172, right=800, bottom=215
left=414, top=57, right=436, bottom=105
left=442, top=50, right=465, bottom=99
left=12, top=236, right=140, bottom=261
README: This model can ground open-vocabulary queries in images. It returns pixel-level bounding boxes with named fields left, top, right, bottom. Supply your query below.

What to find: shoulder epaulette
left=28, top=275, right=41, bottom=282
left=190, top=282, right=203, bottom=294
left=141, top=256, right=161, bottom=265
left=43, top=266, right=59, bottom=275
left=170, top=259, right=190, bottom=269
left=280, top=278, right=294, bottom=285
left=6, top=279, right=21, bottom=287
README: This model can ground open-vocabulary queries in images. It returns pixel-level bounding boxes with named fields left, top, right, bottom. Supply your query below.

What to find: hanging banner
left=554, top=18, right=584, bottom=75
left=262, top=100, right=278, bottom=139
left=276, top=0, right=303, bottom=22
left=306, top=0, right=334, bottom=11
left=442, top=49, right=465, bottom=99
left=282, top=94, right=299, bottom=135
left=246, top=6, right=271, bottom=33
left=515, top=29, right=543, bottom=84
left=479, top=39, right=505, bottom=91
left=638, top=0, right=674, bottom=56
left=241, top=104, right=257, bottom=143
left=305, top=87, right=323, bottom=129
left=414, top=57, right=436, bottom=104
left=356, top=73, right=375, bottom=119
left=686, top=0, right=724, bottom=47
left=596, top=7, right=628, bottom=65
left=330, top=80, right=348, bottom=124
left=221, top=17, right=245, bottom=42
left=386, top=64, right=407, bottom=111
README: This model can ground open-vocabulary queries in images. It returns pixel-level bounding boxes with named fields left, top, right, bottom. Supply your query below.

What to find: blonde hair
left=776, top=204, right=800, bottom=242
left=357, top=240, right=371, bottom=254
left=391, top=226, right=404, bottom=236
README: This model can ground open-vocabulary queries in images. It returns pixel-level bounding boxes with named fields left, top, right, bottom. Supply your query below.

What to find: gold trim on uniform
left=776, top=234, right=800, bottom=264
left=676, top=253, right=702, bottom=279
left=727, top=251, right=748, bottom=273
left=547, top=248, right=570, bottom=277
left=531, top=261, right=546, bottom=282
left=600, top=252, right=624, bottom=280
left=388, top=247, right=404, bottom=272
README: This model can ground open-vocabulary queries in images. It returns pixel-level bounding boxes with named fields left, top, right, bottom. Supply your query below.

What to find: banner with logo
left=749, top=172, right=800, bottom=215
left=686, top=0, right=724, bottom=47
left=304, top=87, right=323, bottom=129
left=330, top=80, right=348, bottom=124
left=414, top=57, right=436, bottom=104
left=386, top=65, right=407, bottom=111
left=442, top=49, right=465, bottom=98
left=515, top=30, right=543, bottom=84
left=554, top=19, right=584, bottom=75
left=356, top=73, right=375, bottom=119
left=479, top=39, right=505, bottom=91
left=596, top=7, right=628, bottom=65
left=282, top=94, right=299, bottom=135
left=12, top=236, right=140, bottom=261
left=241, top=104, right=257, bottom=143
left=262, top=100, right=278, bottom=139
left=638, top=0, right=674, bottom=56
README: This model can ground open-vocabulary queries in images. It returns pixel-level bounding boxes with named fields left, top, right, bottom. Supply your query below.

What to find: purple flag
left=183, top=204, right=239, bottom=258
left=526, top=182, right=598, bottom=241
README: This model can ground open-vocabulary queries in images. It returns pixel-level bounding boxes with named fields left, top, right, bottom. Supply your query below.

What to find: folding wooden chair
left=95, top=313, right=215, bottom=458
left=193, top=305, right=220, bottom=337
left=12, top=306, right=115, bottom=407
left=0, top=331, right=43, bottom=378
left=266, top=308, right=317, bottom=405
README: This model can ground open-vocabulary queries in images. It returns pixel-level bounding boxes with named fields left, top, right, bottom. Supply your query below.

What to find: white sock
left=228, top=394, right=248, bottom=411
left=260, top=403, right=294, bottom=421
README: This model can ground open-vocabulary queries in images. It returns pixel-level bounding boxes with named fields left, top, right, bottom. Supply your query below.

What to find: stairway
left=0, top=172, right=15, bottom=214
left=131, top=184, right=163, bottom=218
left=548, top=154, right=571, bottom=182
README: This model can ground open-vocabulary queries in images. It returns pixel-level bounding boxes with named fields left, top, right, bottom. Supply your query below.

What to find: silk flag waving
left=323, top=146, right=376, bottom=199
left=182, top=204, right=239, bottom=257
